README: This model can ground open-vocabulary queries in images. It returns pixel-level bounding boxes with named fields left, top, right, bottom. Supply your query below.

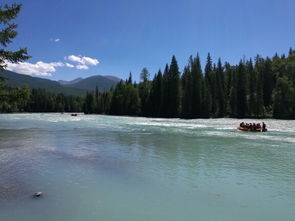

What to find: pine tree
left=201, top=77, right=211, bottom=118
left=128, top=72, right=132, bottom=84
left=247, top=59, right=256, bottom=117
left=140, top=67, right=150, bottom=82
left=160, top=64, right=170, bottom=117
left=109, top=80, right=140, bottom=116
left=0, top=3, right=30, bottom=69
left=254, top=55, right=264, bottom=117
left=229, top=68, right=237, bottom=116
left=167, top=56, right=180, bottom=117
left=149, top=70, right=163, bottom=117
left=263, top=58, right=273, bottom=108
left=190, top=55, right=202, bottom=118
left=289, top=47, right=294, bottom=56
left=181, top=66, right=192, bottom=118
left=224, top=62, right=232, bottom=115
left=273, top=77, right=294, bottom=118
left=205, top=53, right=214, bottom=116
left=84, top=92, right=95, bottom=114
left=139, top=68, right=151, bottom=116
left=236, top=61, right=247, bottom=117
left=109, top=81, right=123, bottom=115
left=286, top=53, right=295, bottom=88
left=215, top=58, right=225, bottom=117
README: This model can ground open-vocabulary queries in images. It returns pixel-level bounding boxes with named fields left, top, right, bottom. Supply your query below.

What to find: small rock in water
left=34, top=192, right=43, bottom=197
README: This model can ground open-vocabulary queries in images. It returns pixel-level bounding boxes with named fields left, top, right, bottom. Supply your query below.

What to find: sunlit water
left=0, top=114, right=295, bottom=221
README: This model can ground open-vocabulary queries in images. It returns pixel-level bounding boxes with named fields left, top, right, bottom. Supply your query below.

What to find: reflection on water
left=0, top=114, right=295, bottom=221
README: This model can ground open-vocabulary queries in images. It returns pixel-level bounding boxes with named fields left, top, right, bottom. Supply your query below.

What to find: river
left=0, top=114, right=294, bottom=220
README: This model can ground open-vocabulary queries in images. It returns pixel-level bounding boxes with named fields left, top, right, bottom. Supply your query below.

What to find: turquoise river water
left=0, top=113, right=295, bottom=221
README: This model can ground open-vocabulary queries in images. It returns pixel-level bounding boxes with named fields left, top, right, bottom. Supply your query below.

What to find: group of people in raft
left=239, top=122, right=267, bottom=131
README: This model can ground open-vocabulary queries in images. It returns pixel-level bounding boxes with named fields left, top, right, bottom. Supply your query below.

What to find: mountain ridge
left=0, top=70, right=120, bottom=97
left=58, top=77, right=83, bottom=85
left=62, top=75, right=121, bottom=91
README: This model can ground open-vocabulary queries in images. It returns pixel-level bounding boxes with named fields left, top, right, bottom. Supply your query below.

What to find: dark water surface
left=0, top=114, right=295, bottom=220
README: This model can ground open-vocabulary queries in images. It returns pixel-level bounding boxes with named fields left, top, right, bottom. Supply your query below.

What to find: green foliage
left=166, top=56, right=180, bottom=117
left=215, top=58, right=225, bottom=117
left=27, top=88, right=83, bottom=112
left=0, top=3, right=30, bottom=69
left=263, top=58, right=273, bottom=107
left=190, top=55, right=202, bottom=118
left=273, top=77, right=294, bottom=119
left=0, top=77, right=29, bottom=112
left=236, top=61, right=247, bottom=117
left=0, top=77, right=83, bottom=113
left=63, top=75, right=119, bottom=91
left=0, top=69, right=87, bottom=96
left=138, top=68, right=151, bottom=116
left=181, top=66, right=192, bottom=118
left=160, top=64, right=170, bottom=116
left=181, top=55, right=203, bottom=118
left=247, top=59, right=256, bottom=116
left=109, top=81, right=140, bottom=115
left=1, top=47, right=295, bottom=119
left=83, top=49, right=295, bottom=119
left=254, top=56, right=265, bottom=117
left=140, top=67, right=150, bottom=82
left=148, top=70, right=163, bottom=117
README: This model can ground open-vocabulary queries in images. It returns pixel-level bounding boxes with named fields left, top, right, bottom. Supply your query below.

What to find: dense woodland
left=0, top=4, right=294, bottom=119
left=85, top=49, right=295, bottom=119
left=0, top=80, right=83, bottom=113
left=1, top=49, right=295, bottom=119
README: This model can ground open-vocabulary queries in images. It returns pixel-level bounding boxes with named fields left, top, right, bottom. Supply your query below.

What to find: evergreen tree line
left=1, top=49, right=295, bottom=119
left=2, top=4, right=293, bottom=118
left=85, top=49, right=295, bottom=119
left=0, top=79, right=83, bottom=113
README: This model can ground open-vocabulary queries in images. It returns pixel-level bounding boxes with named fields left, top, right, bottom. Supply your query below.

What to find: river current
left=0, top=114, right=294, bottom=220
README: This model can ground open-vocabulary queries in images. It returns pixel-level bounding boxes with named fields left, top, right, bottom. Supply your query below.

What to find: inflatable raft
left=237, top=126, right=267, bottom=132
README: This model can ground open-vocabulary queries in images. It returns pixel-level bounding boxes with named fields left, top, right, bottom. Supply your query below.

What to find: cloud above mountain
left=6, top=61, right=64, bottom=76
left=65, top=55, right=99, bottom=69
left=76, top=64, right=89, bottom=70
left=5, top=55, right=100, bottom=76
left=65, top=63, right=74, bottom=68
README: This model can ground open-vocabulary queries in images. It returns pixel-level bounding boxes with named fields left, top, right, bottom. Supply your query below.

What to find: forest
left=0, top=3, right=294, bottom=119
left=84, top=49, right=295, bottom=119
left=0, top=82, right=84, bottom=113
left=1, top=49, right=295, bottom=119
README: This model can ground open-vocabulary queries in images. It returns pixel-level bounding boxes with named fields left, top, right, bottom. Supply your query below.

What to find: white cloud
left=65, top=55, right=99, bottom=69
left=54, top=38, right=60, bottom=42
left=76, top=64, right=89, bottom=70
left=67, top=55, right=82, bottom=63
left=65, top=63, right=74, bottom=68
left=5, top=54, right=99, bottom=76
left=81, top=56, right=99, bottom=66
left=6, top=61, right=64, bottom=76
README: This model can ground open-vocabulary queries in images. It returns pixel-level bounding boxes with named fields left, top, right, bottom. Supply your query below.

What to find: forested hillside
left=1, top=49, right=294, bottom=118
left=0, top=79, right=83, bottom=112
left=0, top=70, right=87, bottom=96
left=0, top=70, right=120, bottom=96
left=85, top=49, right=295, bottom=119
left=61, top=75, right=120, bottom=91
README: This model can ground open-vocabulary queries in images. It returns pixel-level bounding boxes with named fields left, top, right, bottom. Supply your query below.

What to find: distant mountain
left=103, top=75, right=121, bottom=82
left=61, top=75, right=121, bottom=91
left=0, top=70, right=87, bottom=96
left=0, top=70, right=120, bottom=97
left=58, top=77, right=83, bottom=85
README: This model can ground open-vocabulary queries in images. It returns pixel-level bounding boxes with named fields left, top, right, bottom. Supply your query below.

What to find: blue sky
left=4, top=0, right=295, bottom=81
